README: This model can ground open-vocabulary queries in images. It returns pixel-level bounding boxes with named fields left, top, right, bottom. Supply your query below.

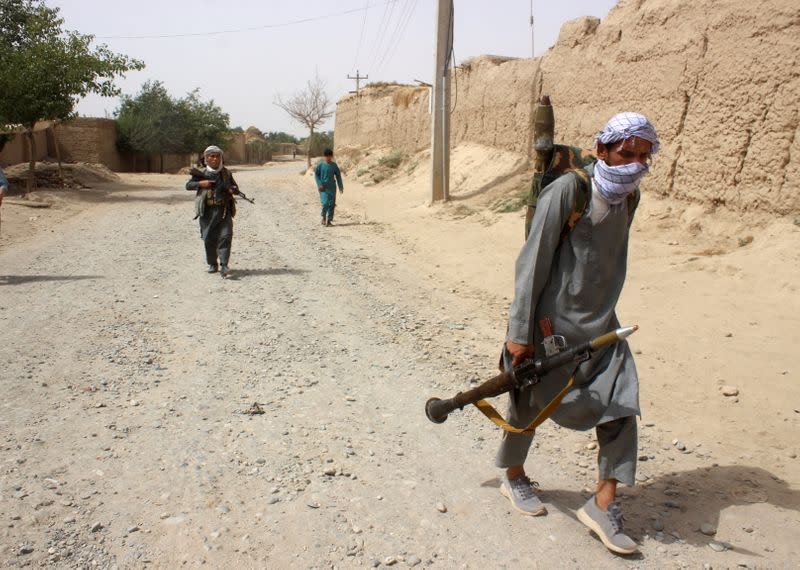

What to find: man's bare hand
left=199, top=180, right=213, bottom=189
left=506, top=340, right=534, bottom=367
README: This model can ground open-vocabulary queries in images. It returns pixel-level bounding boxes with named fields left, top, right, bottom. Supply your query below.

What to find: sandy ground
left=0, top=158, right=798, bottom=569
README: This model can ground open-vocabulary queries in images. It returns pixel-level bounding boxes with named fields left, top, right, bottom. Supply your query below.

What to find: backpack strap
left=561, top=169, right=591, bottom=241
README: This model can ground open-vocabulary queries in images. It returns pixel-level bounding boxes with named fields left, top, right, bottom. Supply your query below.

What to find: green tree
left=264, top=131, right=299, bottom=144
left=116, top=81, right=182, bottom=157
left=303, top=130, right=334, bottom=158
left=116, top=83, right=230, bottom=171
left=177, top=89, right=230, bottom=154
left=0, top=0, right=143, bottom=190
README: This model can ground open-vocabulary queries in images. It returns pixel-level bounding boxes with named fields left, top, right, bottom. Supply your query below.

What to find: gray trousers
left=199, top=205, right=233, bottom=267
left=495, top=405, right=638, bottom=486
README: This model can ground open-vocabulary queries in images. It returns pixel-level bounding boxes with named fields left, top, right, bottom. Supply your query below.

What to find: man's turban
left=596, top=112, right=660, bottom=154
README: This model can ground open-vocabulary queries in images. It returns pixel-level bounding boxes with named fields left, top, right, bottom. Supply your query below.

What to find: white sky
left=49, top=0, right=618, bottom=137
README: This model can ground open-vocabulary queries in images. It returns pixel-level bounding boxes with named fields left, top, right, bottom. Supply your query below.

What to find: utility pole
left=347, top=70, right=369, bottom=97
left=530, top=0, right=535, bottom=58
left=431, top=0, right=452, bottom=202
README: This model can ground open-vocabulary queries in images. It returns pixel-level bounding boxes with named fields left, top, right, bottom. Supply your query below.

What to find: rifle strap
left=473, top=375, right=574, bottom=435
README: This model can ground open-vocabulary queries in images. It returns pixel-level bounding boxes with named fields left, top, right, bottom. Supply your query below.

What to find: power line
left=374, top=0, right=418, bottom=74
left=367, top=0, right=399, bottom=71
left=350, top=0, right=371, bottom=73
left=96, top=1, right=394, bottom=40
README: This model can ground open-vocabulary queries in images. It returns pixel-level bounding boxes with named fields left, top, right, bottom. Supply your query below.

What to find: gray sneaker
left=500, top=475, right=547, bottom=516
left=576, top=496, right=638, bottom=555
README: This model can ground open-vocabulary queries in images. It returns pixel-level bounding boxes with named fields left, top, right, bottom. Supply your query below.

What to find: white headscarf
left=593, top=113, right=659, bottom=205
left=596, top=112, right=660, bottom=154
left=203, top=145, right=224, bottom=173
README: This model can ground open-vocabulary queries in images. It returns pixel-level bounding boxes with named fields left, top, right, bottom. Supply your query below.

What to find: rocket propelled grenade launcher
left=425, top=326, right=638, bottom=425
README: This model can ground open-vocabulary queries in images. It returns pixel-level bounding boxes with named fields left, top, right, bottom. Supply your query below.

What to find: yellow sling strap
left=473, top=375, right=574, bottom=435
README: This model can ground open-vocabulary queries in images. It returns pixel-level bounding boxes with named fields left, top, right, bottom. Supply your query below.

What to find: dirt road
left=1, top=162, right=798, bottom=568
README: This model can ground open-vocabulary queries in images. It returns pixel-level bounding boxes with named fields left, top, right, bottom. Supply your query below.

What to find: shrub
left=378, top=149, right=404, bottom=169
left=495, top=189, right=528, bottom=213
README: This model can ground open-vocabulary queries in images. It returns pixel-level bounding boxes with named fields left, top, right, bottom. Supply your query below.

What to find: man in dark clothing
left=185, top=145, right=241, bottom=278
left=314, top=148, right=343, bottom=226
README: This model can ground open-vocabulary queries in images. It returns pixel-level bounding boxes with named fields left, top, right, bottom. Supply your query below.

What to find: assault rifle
left=189, top=167, right=254, bottom=204
left=235, top=190, right=255, bottom=204
left=425, top=325, right=638, bottom=425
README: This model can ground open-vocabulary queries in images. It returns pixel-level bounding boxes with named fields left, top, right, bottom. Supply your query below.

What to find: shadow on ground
left=225, top=268, right=309, bottom=280
left=481, top=465, right=797, bottom=558
left=324, top=222, right=374, bottom=227
left=0, top=274, right=102, bottom=286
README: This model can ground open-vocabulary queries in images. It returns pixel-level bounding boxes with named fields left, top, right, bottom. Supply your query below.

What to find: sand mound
left=4, top=161, right=119, bottom=191
left=343, top=143, right=535, bottom=214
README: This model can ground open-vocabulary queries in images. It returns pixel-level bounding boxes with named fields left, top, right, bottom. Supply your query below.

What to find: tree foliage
left=115, top=81, right=182, bottom=155
left=115, top=82, right=230, bottom=158
left=303, top=130, right=334, bottom=158
left=0, top=0, right=143, bottom=189
left=263, top=131, right=300, bottom=144
left=274, top=74, right=333, bottom=166
left=0, top=0, right=143, bottom=128
left=178, top=89, right=231, bottom=153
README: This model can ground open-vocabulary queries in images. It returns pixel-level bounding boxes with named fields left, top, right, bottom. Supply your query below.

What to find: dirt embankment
left=334, top=0, right=800, bottom=215
left=3, top=162, right=119, bottom=191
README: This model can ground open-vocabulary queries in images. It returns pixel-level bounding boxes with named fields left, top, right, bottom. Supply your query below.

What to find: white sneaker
left=500, top=474, right=547, bottom=516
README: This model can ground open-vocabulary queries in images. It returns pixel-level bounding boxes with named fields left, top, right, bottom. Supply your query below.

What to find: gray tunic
left=506, top=163, right=640, bottom=431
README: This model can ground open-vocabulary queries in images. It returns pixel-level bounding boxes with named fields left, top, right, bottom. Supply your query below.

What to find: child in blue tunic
left=314, top=148, right=343, bottom=226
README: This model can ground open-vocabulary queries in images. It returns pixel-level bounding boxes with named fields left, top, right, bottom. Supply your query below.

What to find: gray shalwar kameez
left=496, top=163, right=640, bottom=486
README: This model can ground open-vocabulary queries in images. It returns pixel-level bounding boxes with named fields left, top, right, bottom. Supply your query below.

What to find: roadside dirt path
left=1, top=162, right=797, bottom=569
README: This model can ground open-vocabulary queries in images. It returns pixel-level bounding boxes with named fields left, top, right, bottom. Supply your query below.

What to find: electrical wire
left=374, top=0, right=418, bottom=74
left=373, top=0, right=410, bottom=71
left=447, top=0, right=457, bottom=113
left=367, top=0, right=398, bottom=70
left=350, top=0, right=371, bottom=73
left=96, top=1, right=394, bottom=40
left=450, top=45, right=458, bottom=114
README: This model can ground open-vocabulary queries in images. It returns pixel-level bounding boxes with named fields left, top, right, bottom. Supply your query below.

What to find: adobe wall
left=335, top=85, right=432, bottom=154
left=0, top=128, right=49, bottom=167
left=224, top=133, right=247, bottom=164
left=56, top=118, right=125, bottom=171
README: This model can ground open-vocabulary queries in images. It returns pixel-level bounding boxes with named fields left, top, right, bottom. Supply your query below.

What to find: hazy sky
left=49, top=0, right=618, bottom=137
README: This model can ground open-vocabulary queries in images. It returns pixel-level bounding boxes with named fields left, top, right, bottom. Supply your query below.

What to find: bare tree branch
left=274, top=74, right=334, bottom=167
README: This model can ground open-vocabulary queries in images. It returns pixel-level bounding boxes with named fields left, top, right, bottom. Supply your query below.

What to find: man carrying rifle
left=185, top=145, right=241, bottom=278
left=497, top=113, right=659, bottom=555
